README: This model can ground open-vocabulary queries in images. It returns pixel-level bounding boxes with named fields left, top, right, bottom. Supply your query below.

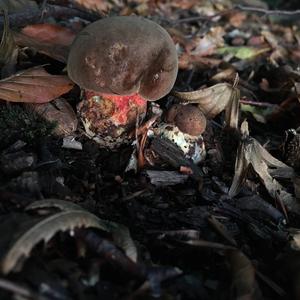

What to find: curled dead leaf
left=1, top=210, right=113, bottom=274
left=229, top=120, right=297, bottom=217
left=0, top=199, right=137, bottom=274
left=173, top=83, right=232, bottom=118
left=0, top=66, right=74, bottom=103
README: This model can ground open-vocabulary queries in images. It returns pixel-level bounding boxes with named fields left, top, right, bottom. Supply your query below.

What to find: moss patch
left=0, top=104, right=57, bottom=150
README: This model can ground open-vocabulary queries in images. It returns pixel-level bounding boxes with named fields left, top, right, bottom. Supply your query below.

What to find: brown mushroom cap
left=67, top=16, right=178, bottom=101
left=173, top=105, right=206, bottom=136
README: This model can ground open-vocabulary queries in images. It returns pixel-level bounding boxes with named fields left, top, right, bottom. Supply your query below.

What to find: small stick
left=234, top=4, right=300, bottom=16
left=0, top=4, right=99, bottom=29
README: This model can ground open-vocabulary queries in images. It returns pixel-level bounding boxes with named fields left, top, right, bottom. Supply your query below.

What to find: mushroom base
left=78, top=91, right=147, bottom=149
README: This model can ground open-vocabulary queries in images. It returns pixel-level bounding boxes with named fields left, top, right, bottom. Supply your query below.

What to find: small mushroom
left=67, top=16, right=178, bottom=148
left=173, top=104, right=206, bottom=136
left=157, top=104, right=206, bottom=163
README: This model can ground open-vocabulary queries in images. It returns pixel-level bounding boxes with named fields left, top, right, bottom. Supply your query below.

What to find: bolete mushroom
left=158, top=104, right=206, bottom=163
left=67, top=16, right=178, bottom=148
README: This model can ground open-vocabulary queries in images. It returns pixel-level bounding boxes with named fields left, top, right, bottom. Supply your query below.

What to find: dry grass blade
left=1, top=210, right=116, bottom=274
left=172, top=83, right=235, bottom=119
left=0, top=66, right=74, bottom=103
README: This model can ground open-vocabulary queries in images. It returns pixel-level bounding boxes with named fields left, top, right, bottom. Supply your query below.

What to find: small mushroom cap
left=173, top=105, right=206, bottom=136
left=67, top=16, right=178, bottom=101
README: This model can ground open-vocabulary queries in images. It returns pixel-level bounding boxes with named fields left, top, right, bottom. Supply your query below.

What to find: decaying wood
left=145, top=170, right=189, bottom=186
left=150, top=137, right=203, bottom=181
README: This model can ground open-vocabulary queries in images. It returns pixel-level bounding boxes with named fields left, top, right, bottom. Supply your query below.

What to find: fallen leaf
left=26, top=98, right=78, bottom=136
left=21, top=24, right=76, bottom=46
left=173, top=83, right=233, bottom=118
left=13, top=31, right=69, bottom=63
left=0, top=66, right=74, bottom=103
left=229, top=120, right=298, bottom=216
left=188, top=26, right=225, bottom=57
left=1, top=210, right=111, bottom=274
left=1, top=199, right=137, bottom=274
left=74, top=0, right=112, bottom=13
left=26, top=199, right=137, bottom=262
left=228, top=12, right=247, bottom=27
left=178, top=52, right=222, bottom=70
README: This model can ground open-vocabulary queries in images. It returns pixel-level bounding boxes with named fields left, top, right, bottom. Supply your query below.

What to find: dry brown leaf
left=188, top=26, right=225, bottom=57
left=228, top=12, right=247, bottom=27
left=227, top=250, right=263, bottom=300
left=21, top=24, right=76, bottom=46
left=229, top=120, right=298, bottom=216
left=173, top=83, right=232, bottom=118
left=0, top=66, right=74, bottom=103
left=13, top=31, right=69, bottom=63
left=74, top=0, right=112, bottom=13
left=26, top=98, right=78, bottom=136
left=178, top=52, right=222, bottom=70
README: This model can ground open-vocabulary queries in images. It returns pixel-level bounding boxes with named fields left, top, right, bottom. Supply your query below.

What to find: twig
left=234, top=4, right=300, bottom=16
left=174, top=5, right=300, bottom=25
left=174, top=9, right=231, bottom=24
left=0, top=278, right=49, bottom=300
left=240, top=99, right=278, bottom=108
left=0, top=4, right=99, bottom=29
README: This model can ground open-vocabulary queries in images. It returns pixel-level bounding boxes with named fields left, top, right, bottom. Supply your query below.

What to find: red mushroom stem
left=84, top=90, right=147, bottom=125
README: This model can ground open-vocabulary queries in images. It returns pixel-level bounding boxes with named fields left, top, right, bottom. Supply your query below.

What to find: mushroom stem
left=77, top=90, right=147, bottom=148
left=84, top=91, right=147, bottom=126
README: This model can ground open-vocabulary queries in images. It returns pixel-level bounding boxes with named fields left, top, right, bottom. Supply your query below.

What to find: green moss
left=0, top=104, right=56, bottom=149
